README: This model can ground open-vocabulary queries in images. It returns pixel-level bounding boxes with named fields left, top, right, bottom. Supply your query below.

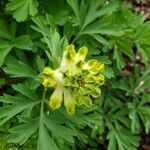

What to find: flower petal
left=97, top=74, right=105, bottom=85
left=42, top=67, right=54, bottom=76
left=60, top=44, right=76, bottom=73
left=91, top=86, right=101, bottom=98
left=82, top=96, right=92, bottom=108
left=64, top=89, right=75, bottom=115
left=42, top=67, right=57, bottom=88
left=64, top=44, right=76, bottom=61
left=76, top=46, right=88, bottom=62
left=49, top=86, right=63, bottom=110
left=42, top=77, right=56, bottom=88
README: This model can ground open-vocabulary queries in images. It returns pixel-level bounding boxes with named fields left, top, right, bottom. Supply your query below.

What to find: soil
left=126, top=0, right=150, bottom=20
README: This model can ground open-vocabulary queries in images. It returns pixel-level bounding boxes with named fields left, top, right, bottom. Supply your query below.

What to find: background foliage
left=0, top=0, right=150, bottom=149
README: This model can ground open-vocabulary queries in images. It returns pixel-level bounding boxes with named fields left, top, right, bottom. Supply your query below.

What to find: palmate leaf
left=103, top=66, right=115, bottom=79
left=0, top=83, right=40, bottom=126
left=0, top=19, right=13, bottom=40
left=82, top=24, right=124, bottom=37
left=36, top=55, right=45, bottom=72
left=0, top=41, right=12, bottom=67
left=6, top=0, right=39, bottom=22
left=0, top=19, right=13, bottom=67
left=116, top=39, right=133, bottom=60
left=113, top=46, right=126, bottom=69
left=128, top=102, right=141, bottom=134
left=12, top=35, right=33, bottom=50
left=32, top=16, right=68, bottom=67
left=0, top=95, right=39, bottom=126
left=3, top=59, right=37, bottom=78
left=37, top=122, right=59, bottom=150
left=67, top=0, right=119, bottom=30
left=107, top=129, right=139, bottom=150
left=44, top=115, right=75, bottom=143
left=67, top=0, right=124, bottom=44
left=36, top=105, right=104, bottom=150
left=67, top=0, right=83, bottom=26
left=138, top=106, right=150, bottom=134
left=0, top=35, right=33, bottom=67
left=0, top=133, right=8, bottom=150
left=46, top=0, right=70, bottom=25
left=9, top=118, right=38, bottom=144
left=37, top=100, right=76, bottom=150
left=0, top=19, right=33, bottom=67
left=0, top=84, right=40, bottom=145
left=137, top=44, right=150, bottom=65
left=12, top=83, right=38, bottom=100
left=128, top=93, right=150, bottom=134
left=104, top=106, right=130, bottom=129
left=90, top=34, right=109, bottom=45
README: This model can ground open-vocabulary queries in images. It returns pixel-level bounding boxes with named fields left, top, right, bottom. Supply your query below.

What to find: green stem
left=39, top=89, right=46, bottom=128
left=72, top=30, right=83, bottom=44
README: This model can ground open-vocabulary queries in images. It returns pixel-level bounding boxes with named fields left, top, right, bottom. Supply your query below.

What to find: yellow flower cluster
left=41, top=44, right=105, bottom=115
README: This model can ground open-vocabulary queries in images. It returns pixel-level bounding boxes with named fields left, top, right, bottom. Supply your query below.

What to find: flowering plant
left=41, top=44, right=105, bottom=115
left=0, top=0, right=150, bottom=149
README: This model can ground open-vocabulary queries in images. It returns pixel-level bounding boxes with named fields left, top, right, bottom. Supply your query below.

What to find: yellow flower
left=60, top=45, right=88, bottom=76
left=42, top=77, right=56, bottom=88
left=42, top=67, right=54, bottom=76
left=42, top=67, right=56, bottom=88
left=60, top=44, right=76, bottom=73
left=83, top=60, right=104, bottom=74
left=82, top=96, right=92, bottom=108
left=49, top=86, right=63, bottom=110
left=75, top=46, right=88, bottom=62
left=40, top=44, right=105, bottom=115
left=42, top=68, right=63, bottom=88
left=64, top=89, right=75, bottom=115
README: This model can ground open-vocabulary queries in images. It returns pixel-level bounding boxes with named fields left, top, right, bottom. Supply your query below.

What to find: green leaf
left=137, top=44, right=150, bottom=63
left=37, top=121, right=59, bottom=150
left=0, top=35, right=33, bottom=67
left=12, top=83, right=38, bottom=100
left=47, top=0, right=70, bottom=25
left=32, top=16, right=68, bottom=67
left=83, top=25, right=124, bottom=36
left=6, top=0, right=39, bottom=22
left=90, top=34, right=109, bottom=45
left=107, top=129, right=139, bottom=150
left=0, top=78, right=5, bottom=86
left=80, top=0, right=105, bottom=29
left=0, top=41, right=12, bottom=67
left=0, top=20, right=12, bottom=40
left=3, top=60, right=37, bottom=78
left=9, top=118, right=38, bottom=144
left=0, top=96, right=39, bottom=126
left=12, top=35, right=33, bottom=50
left=67, top=0, right=119, bottom=30
left=0, top=94, right=31, bottom=104
left=128, top=106, right=141, bottom=133
left=36, top=56, right=45, bottom=72
left=107, top=130, right=117, bottom=150
left=103, top=66, right=115, bottom=79
left=31, top=16, right=50, bottom=36
left=113, top=46, right=126, bottom=69
left=0, top=133, right=8, bottom=150
left=117, top=40, right=133, bottom=59
left=44, top=116, right=75, bottom=143
left=67, top=0, right=82, bottom=26
left=138, top=106, right=150, bottom=133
